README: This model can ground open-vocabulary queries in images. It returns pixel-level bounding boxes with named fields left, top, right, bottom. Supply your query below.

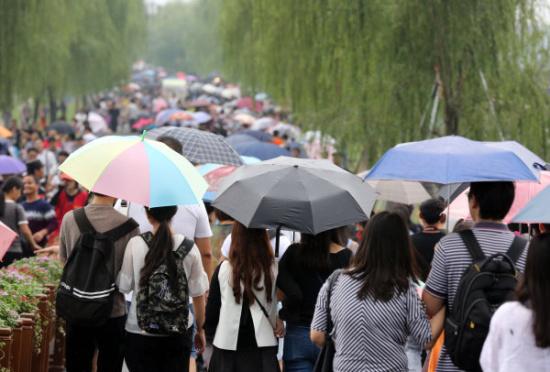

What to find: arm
left=192, top=295, right=206, bottom=354
left=423, top=241, right=448, bottom=317
left=310, top=280, right=330, bottom=348
left=116, top=239, right=135, bottom=294
left=195, top=237, right=213, bottom=280
left=427, top=307, right=445, bottom=349
left=20, top=223, right=41, bottom=252
left=276, top=247, right=303, bottom=306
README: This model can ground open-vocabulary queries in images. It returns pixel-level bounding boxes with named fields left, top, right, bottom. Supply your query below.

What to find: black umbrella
left=48, top=121, right=75, bottom=135
left=213, top=157, right=376, bottom=251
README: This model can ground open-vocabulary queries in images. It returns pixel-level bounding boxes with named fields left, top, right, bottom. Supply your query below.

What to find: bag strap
left=459, top=230, right=485, bottom=263
left=74, top=208, right=96, bottom=234
left=506, top=236, right=526, bottom=264
left=252, top=292, right=275, bottom=329
left=325, top=269, right=342, bottom=333
left=177, top=237, right=195, bottom=259
left=104, top=218, right=139, bottom=241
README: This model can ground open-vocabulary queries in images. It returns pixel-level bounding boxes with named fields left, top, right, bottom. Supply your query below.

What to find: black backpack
left=444, top=230, right=526, bottom=372
left=56, top=208, right=138, bottom=326
left=136, top=232, right=194, bottom=334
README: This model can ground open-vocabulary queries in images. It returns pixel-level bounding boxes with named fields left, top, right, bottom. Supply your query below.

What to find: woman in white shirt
left=205, top=222, right=284, bottom=372
left=118, top=206, right=208, bottom=372
left=480, top=232, right=550, bottom=371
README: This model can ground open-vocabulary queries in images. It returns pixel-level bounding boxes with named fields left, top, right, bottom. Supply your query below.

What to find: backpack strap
left=74, top=208, right=96, bottom=234
left=459, top=230, right=486, bottom=263
left=140, top=232, right=154, bottom=245
left=104, top=218, right=139, bottom=241
left=506, top=236, right=526, bottom=264
left=175, top=237, right=195, bottom=259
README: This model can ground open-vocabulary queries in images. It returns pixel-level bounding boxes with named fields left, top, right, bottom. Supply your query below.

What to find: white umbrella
left=366, top=179, right=432, bottom=205
left=251, top=117, right=276, bottom=131
left=87, top=112, right=109, bottom=133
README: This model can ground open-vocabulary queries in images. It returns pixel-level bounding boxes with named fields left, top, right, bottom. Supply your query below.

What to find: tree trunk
left=48, top=86, right=57, bottom=123
left=32, top=96, right=41, bottom=125
left=444, top=102, right=459, bottom=135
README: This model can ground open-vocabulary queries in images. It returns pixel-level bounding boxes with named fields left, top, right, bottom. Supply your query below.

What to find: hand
left=35, top=245, right=59, bottom=258
left=274, top=318, right=285, bottom=338
left=32, top=230, right=47, bottom=243
left=194, top=329, right=206, bottom=354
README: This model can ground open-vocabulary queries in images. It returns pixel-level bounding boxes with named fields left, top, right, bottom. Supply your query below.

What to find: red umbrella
left=132, top=117, right=154, bottom=130
left=204, top=165, right=237, bottom=192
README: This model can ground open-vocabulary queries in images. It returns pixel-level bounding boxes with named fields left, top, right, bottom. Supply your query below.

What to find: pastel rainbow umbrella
left=59, top=135, right=208, bottom=207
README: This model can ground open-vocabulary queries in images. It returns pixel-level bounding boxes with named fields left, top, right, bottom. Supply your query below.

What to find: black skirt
left=208, top=346, right=280, bottom=372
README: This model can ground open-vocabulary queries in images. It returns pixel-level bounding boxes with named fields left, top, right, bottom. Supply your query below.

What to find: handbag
left=313, top=270, right=341, bottom=372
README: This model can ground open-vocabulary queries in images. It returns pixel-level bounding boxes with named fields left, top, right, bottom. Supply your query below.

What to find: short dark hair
left=214, top=208, right=234, bottom=223
left=468, top=182, right=515, bottom=220
left=27, top=147, right=39, bottom=154
left=157, top=136, right=182, bottom=154
left=26, top=160, right=44, bottom=175
left=1, top=177, right=23, bottom=193
left=420, top=198, right=446, bottom=225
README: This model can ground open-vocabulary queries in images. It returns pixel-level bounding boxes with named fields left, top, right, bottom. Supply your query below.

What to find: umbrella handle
left=275, top=226, right=281, bottom=258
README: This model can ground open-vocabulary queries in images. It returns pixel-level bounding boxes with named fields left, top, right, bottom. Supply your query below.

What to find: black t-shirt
left=411, top=230, right=446, bottom=282
left=277, top=244, right=352, bottom=326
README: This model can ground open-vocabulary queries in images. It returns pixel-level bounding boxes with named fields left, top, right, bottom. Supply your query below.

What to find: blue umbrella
left=366, top=136, right=540, bottom=184
left=226, top=134, right=259, bottom=147
left=512, top=185, right=550, bottom=223
left=240, top=129, right=273, bottom=142
left=234, top=141, right=290, bottom=160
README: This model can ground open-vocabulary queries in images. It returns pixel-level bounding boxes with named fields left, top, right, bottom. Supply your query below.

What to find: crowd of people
left=0, top=66, right=549, bottom=372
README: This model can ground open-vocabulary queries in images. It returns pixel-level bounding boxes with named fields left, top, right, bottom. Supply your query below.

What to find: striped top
left=425, top=223, right=528, bottom=372
left=311, top=273, right=431, bottom=372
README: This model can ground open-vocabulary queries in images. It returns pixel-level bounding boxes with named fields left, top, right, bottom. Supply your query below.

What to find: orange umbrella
left=0, top=126, right=13, bottom=138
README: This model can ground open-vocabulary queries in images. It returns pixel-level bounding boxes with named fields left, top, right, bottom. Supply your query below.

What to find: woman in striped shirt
left=310, top=212, right=444, bottom=372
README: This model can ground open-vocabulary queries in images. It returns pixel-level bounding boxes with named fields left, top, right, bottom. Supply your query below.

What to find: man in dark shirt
left=411, top=198, right=446, bottom=281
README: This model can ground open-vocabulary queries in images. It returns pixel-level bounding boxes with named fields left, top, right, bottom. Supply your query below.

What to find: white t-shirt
left=221, top=233, right=291, bottom=260
left=117, top=234, right=209, bottom=335
left=480, top=301, right=550, bottom=372
left=126, top=202, right=212, bottom=239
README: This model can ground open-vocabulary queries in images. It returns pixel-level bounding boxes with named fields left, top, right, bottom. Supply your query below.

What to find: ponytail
left=139, top=206, right=179, bottom=291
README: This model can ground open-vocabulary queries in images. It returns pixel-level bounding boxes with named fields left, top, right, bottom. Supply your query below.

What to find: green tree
left=218, top=0, right=550, bottom=165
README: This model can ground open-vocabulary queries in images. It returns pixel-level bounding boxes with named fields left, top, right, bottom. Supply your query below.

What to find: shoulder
left=493, top=301, right=529, bottom=323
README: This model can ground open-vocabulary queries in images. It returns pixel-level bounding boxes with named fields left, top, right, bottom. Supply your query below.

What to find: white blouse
left=480, top=301, right=550, bottom=372
left=117, top=234, right=209, bottom=335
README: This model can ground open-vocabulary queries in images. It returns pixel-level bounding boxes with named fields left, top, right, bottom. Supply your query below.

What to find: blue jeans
left=283, top=325, right=320, bottom=372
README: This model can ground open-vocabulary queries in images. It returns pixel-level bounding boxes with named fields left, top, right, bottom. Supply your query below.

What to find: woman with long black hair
left=480, top=232, right=550, bottom=371
left=205, top=222, right=284, bottom=372
left=118, top=206, right=208, bottom=372
left=277, top=227, right=351, bottom=372
left=310, top=212, right=444, bottom=371
left=0, top=176, right=39, bottom=266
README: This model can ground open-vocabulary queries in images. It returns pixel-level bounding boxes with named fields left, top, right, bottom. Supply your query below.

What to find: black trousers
left=65, top=316, right=127, bottom=372
left=0, top=251, right=22, bottom=268
left=125, top=327, right=193, bottom=372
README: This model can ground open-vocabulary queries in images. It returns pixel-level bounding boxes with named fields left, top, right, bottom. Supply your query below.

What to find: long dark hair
left=0, top=177, right=23, bottom=217
left=229, top=222, right=274, bottom=304
left=347, top=211, right=417, bottom=301
left=296, top=228, right=344, bottom=271
left=516, top=233, right=550, bottom=348
left=139, top=206, right=178, bottom=291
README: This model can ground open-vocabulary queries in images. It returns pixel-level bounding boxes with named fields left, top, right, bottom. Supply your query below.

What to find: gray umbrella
left=213, top=157, right=376, bottom=235
left=147, top=127, right=243, bottom=166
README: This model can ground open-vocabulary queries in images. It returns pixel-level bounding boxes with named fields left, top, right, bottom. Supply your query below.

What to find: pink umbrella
left=447, top=171, right=550, bottom=226
left=0, top=221, right=17, bottom=261
left=132, top=117, right=155, bottom=130
left=505, top=171, right=550, bottom=223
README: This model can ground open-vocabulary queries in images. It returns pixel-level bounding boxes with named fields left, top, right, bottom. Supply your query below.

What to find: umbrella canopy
left=47, top=121, right=74, bottom=135
left=147, top=127, right=243, bottom=166
left=251, top=117, right=276, bottom=131
left=0, top=156, right=26, bottom=175
left=87, top=112, right=108, bottom=133
left=193, top=112, right=212, bottom=125
left=234, top=113, right=256, bottom=126
left=512, top=185, right=550, bottom=223
left=213, top=157, right=376, bottom=234
left=132, top=117, right=155, bottom=130
left=155, top=109, right=194, bottom=126
left=59, top=135, right=207, bottom=207
left=366, top=136, right=540, bottom=184
left=240, top=130, right=273, bottom=142
left=226, top=134, right=259, bottom=147
left=367, top=180, right=432, bottom=205
left=233, top=141, right=290, bottom=160
left=0, top=221, right=17, bottom=261
left=505, top=171, right=550, bottom=223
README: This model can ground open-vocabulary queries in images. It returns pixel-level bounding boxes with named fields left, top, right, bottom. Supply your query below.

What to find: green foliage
left=0, top=0, right=146, bottom=108
left=218, top=0, right=550, bottom=166
left=146, top=0, right=222, bottom=75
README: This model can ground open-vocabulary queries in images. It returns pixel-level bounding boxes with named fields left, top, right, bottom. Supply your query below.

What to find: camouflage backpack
left=136, top=232, right=194, bottom=334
